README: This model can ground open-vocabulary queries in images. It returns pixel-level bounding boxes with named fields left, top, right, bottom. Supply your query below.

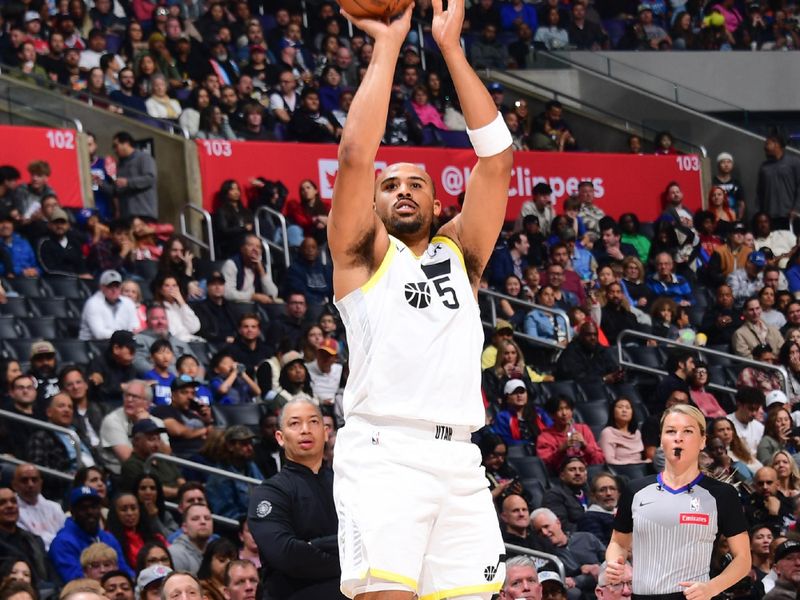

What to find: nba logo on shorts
left=371, top=431, right=380, bottom=445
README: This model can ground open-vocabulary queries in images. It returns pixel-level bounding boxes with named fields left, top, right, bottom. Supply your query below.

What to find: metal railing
left=0, top=409, right=84, bottom=469
left=254, top=206, right=291, bottom=269
left=0, top=63, right=189, bottom=138
left=505, top=543, right=566, bottom=581
left=164, top=500, right=240, bottom=528
left=615, top=329, right=789, bottom=396
left=145, top=453, right=262, bottom=485
left=479, top=288, right=572, bottom=352
left=0, top=454, right=74, bottom=482
left=260, top=238, right=273, bottom=281
left=180, top=204, right=216, bottom=261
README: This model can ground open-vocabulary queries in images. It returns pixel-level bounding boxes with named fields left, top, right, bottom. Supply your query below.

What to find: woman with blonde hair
left=606, top=403, right=751, bottom=594
left=481, top=338, right=549, bottom=406
left=710, top=417, right=762, bottom=478
left=770, top=449, right=800, bottom=498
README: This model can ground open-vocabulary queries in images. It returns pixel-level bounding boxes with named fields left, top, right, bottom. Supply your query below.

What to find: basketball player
left=328, top=0, right=514, bottom=598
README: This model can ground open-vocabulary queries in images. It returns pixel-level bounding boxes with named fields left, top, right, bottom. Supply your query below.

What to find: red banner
left=196, top=140, right=703, bottom=221
left=0, top=125, right=83, bottom=207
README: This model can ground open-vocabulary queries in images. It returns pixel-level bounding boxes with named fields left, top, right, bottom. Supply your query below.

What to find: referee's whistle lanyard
left=656, top=472, right=705, bottom=494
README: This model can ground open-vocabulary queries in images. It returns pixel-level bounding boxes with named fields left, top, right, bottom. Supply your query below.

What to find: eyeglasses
left=603, top=581, right=632, bottom=592
left=146, top=555, right=172, bottom=566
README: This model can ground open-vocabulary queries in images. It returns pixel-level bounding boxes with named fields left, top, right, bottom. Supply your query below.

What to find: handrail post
left=0, top=408, right=84, bottom=469
left=145, top=453, right=262, bottom=485
left=180, top=204, right=215, bottom=261
left=478, top=288, right=572, bottom=343
left=254, top=206, right=290, bottom=269
left=504, top=544, right=566, bottom=581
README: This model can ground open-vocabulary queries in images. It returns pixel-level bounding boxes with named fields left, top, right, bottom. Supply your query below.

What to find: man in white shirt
left=727, top=386, right=766, bottom=456
left=11, top=463, right=65, bottom=550
left=79, top=270, right=140, bottom=340
left=306, top=338, right=343, bottom=423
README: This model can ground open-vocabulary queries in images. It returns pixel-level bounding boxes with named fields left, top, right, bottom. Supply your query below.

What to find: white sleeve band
left=466, top=111, right=513, bottom=157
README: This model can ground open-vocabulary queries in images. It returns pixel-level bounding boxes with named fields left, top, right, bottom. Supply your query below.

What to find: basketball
left=337, top=0, right=413, bottom=19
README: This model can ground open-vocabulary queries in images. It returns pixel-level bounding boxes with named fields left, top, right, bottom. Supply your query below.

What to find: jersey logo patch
left=690, top=497, right=700, bottom=512
left=255, top=500, right=272, bottom=518
left=483, top=565, right=497, bottom=582
left=679, top=513, right=709, bottom=525
left=404, top=282, right=432, bottom=308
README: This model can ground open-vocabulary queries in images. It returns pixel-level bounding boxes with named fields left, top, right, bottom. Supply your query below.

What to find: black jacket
left=37, top=233, right=89, bottom=277
left=542, top=480, right=588, bottom=533
left=247, top=461, right=345, bottom=600
left=554, top=340, right=619, bottom=384
left=193, top=299, right=239, bottom=344
left=87, top=350, right=137, bottom=405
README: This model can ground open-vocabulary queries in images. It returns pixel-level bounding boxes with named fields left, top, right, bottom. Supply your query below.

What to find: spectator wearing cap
left=764, top=540, right=800, bottom=600
left=50, top=486, right=134, bottom=582
left=0, top=210, right=39, bottom=277
left=284, top=237, right=333, bottom=306
left=481, top=319, right=514, bottom=370
left=28, top=340, right=61, bottom=408
left=706, top=221, right=751, bottom=287
left=208, top=351, right=261, bottom=405
left=79, top=270, right=140, bottom=341
left=518, top=183, right=555, bottom=236
left=26, top=393, right=97, bottom=476
left=470, top=24, right=512, bottom=69
left=136, top=565, right=172, bottom=600
left=36, top=207, right=92, bottom=279
left=88, top=330, right=138, bottom=405
left=537, top=394, right=605, bottom=473
left=753, top=212, right=796, bottom=268
left=713, top=153, right=745, bottom=219
left=306, top=338, right=343, bottom=415
left=732, top=297, right=785, bottom=359
left=205, top=426, right=264, bottom=521
left=543, top=457, right=590, bottom=533
left=492, top=379, right=540, bottom=447
left=265, top=351, right=317, bottom=411
left=539, top=571, right=568, bottom=600
left=192, top=271, right=237, bottom=344
left=99, top=131, right=157, bottom=220
left=0, top=486, right=59, bottom=589
left=119, top=419, right=184, bottom=498
left=624, top=5, right=671, bottom=49
left=531, top=507, right=606, bottom=599
left=151, top=375, right=214, bottom=459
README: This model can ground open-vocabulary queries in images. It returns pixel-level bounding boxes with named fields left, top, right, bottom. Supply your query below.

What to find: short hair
left=590, top=472, right=618, bottom=493
left=176, top=354, right=198, bottom=371
left=182, top=502, right=210, bottom=523
left=660, top=403, right=706, bottom=436
left=223, top=559, right=257, bottom=586
left=80, top=542, right=118, bottom=569
left=112, top=131, right=135, bottom=146
left=27, top=161, right=51, bottom=177
left=125, top=379, right=153, bottom=403
left=100, top=570, right=133, bottom=588
left=530, top=507, right=558, bottom=523
left=549, top=243, right=568, bottom=258
left=176, top=481, right=206, bottom=506
left=763, top=265, right=781, bottom=278
left=743, top=296, right=761, bottom=310
left=601, top=223, right=620, bottom=236
left=237, top=312, right=260, bottom=326
left=504, top=554, right=538, bottom=572
left=59, top=579, right=105, bottom=600
left=544, top=394, right=573, bottom=416
left=563, top=195, right=581, bottom=211
left=149, top=339, right=173, bottom=355
left=58, top=364, right=85, bottom=387
left=736, top=386, right=765, bottom=407
left=578, top=180, right=594, bottom=190
left=1, top=581, right=37, bottom=600
left=278, top=397, right=323, bottom=429
left=544, top=100, right=562, bottom=111
left=508, top=232, right=525, bottom=248
left=159, top=572, right=201, bottom=600
left=666, top=349, right=696, bottom=373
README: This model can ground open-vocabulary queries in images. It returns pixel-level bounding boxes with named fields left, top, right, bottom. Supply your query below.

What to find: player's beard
left=386, top=213, right=426, bottom=236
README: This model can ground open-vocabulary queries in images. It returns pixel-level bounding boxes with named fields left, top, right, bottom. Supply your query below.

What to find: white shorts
left=333, top=416, right=506, bottom=600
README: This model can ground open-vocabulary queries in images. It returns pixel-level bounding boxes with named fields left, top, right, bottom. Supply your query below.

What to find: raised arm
left=434, top=0, right=514, bottom=284
left=328, top=6, right=412, bottom=299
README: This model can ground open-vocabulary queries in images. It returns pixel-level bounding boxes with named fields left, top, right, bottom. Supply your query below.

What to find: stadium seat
left=507, top=444, right=532, bottom=459
left=53, top=340, right=93, bottom=364
left=507, top=455, right=551, bottom=488
left=574, top=400, right=609, bottom=440
left=0, top=317, right=26, bottom=340
left=541, top=380, right=586, bottom=404
left=624, top=346, right=665, bottom=371
left=0, top=297, right=31, bottom=318
left=520, top=478, right=545, bottom=508
left=19, top=316, right=57, bottom=340
left=608, top=463, right=650, bottom=482
left=211, top=403, right=267, bottom=432
left=29, top=297, right=75, bottom=318
left=4, top=338, right=36, bottom=360
left=707, top=365, right=729, bottom=387
left=7, top=278, right=48, bottom=298
left=578, top=382, right=612, bottom=404
left=45, top=277, right=90, bottom=300
left=56, top=317, right=80, bottom=337
left=188, top=341, right=212, bottom=363
left=132, top=260, right=159, bottom=284
left=702, top=345, right=735, bottom=366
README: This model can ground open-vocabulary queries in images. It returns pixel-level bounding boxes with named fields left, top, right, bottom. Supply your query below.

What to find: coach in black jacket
left=248, top=398, right=345, bottom=600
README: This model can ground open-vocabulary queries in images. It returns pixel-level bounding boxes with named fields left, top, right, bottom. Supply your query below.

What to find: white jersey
left=335, top=235, right=485, bottom=430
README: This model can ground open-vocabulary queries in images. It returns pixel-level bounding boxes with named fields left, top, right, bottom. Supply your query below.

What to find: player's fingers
left=431, top=0, right=443, bottom=15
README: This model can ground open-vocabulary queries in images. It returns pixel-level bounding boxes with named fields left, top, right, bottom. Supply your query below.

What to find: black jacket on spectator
left=554, top=339, right=619, bottom=384
left=248, top=461, right=345, bottom=600
left=503, top=527, right=559, bottom=563
left=700, top=305, right=742, bottom=348
left=225, top=337, right=274, bottom=377
left=566, top=21, right=607, bottom=49
left=744, top=492, right=793, bottom=532
left=289, top=108, right=338, bottom=143
left=265, top=315, right=312, bottom=354
left=576, top=507, right=614, bottom=546
left=193, top=298, right=239, bottom=344
left=37, top=233, right=89, bottom=277
left=213, top=203, right=254, bottom=259
left=600, top=305, right=639, bottom=346
left=87, top=350, right=137, bottom=405
left=0, top=526, right=60, bottom=588
left=542, top=480, right=587, bottom=533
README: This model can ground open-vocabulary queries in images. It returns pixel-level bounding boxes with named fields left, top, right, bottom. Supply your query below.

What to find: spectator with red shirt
left=536, top=394, right=605, bottom=473
left=283, top=179, right=329, bottom=247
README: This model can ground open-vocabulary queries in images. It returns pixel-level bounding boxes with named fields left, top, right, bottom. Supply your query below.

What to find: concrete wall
left=560, top=51, right=800, bottom=112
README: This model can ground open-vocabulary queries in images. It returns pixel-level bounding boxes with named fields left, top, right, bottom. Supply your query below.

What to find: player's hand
left=604, top=556, right=625, bottom=584
left=432, top=0, right=464, bottom=53
left=339, top=2, right=412, bottom=48
left=679, top=581, right=713, bottom=600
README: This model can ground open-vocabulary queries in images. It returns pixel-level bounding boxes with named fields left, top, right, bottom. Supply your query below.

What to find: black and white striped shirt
left=613, top=473, right=747, bottom=595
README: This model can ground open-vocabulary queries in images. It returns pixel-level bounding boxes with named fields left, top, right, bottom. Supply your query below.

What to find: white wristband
left=466, top=111, right=513, bottom=157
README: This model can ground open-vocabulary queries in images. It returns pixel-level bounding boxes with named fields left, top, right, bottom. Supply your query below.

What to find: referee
left=605, top=404, right=751, bottom=600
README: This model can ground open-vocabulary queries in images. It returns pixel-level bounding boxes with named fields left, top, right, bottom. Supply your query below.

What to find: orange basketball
left=337, top=0, right=413, bottom=19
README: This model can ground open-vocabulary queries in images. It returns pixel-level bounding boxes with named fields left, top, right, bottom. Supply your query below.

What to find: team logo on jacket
left=404, top=281, right=431, bottom=309
left=255, top=500, right=272, bottom=518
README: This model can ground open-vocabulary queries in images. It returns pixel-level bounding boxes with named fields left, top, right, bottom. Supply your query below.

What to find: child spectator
left=143, top=340, right=176, bottom=406
left=176, top=355, right=212, bottom=407
left=209, top=351, right=260, bottom=405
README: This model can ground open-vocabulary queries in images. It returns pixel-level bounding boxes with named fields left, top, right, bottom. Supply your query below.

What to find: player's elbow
left=478, top=146, right=514, bottom=174
left=337, top=140, right=372, bottom=170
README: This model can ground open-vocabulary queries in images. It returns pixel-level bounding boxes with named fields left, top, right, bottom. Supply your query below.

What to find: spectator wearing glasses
left=205, top=426, right=264, bottom=521
left=498, top=555, right=541, bottom=600
left=596, top=561, right=633, bottom=600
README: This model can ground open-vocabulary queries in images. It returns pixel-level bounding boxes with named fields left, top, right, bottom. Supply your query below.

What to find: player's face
left=661, top=412, right=705, bottom=466
left=501, top=566, right=541, bottom=600
left=375, top=163, right=441, bottom=239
